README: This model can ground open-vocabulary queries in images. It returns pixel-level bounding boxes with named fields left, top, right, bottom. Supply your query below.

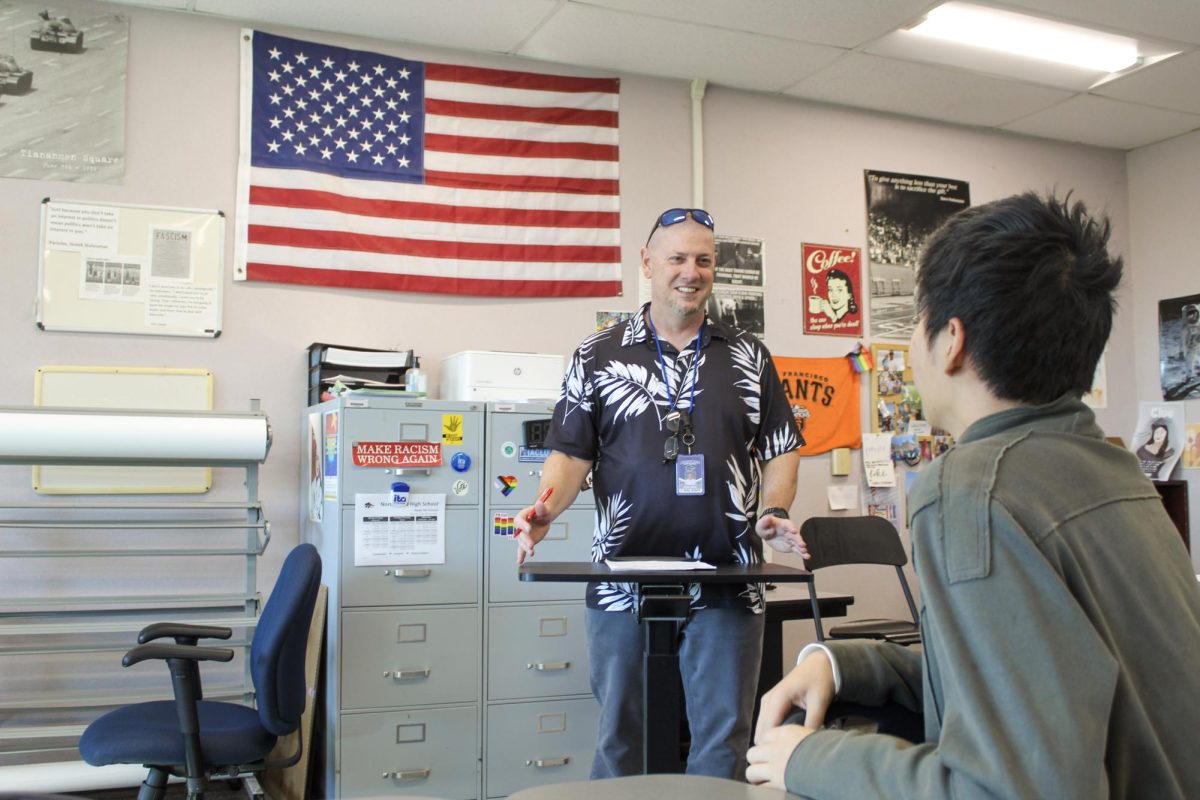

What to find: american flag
left=235, top=30, right=621, bottom=297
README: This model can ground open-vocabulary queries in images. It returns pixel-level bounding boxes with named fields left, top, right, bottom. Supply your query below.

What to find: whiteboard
left=37, top=199, right=224, bottom=337
left=33, top=366, right=214, bottom=494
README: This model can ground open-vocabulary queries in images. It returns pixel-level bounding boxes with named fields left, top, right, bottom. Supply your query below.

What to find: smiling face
left=641, top=218, right=716, bottom=327
left=827, top=275, right=850, bottom=313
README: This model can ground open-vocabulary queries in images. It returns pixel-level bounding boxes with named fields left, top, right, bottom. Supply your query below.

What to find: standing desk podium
left=519, top=562, right=814, bottom=775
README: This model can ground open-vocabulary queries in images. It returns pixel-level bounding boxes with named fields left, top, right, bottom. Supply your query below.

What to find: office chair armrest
left=138, top=622, right=234, bottom=645
left=123, top=642, right=236, bottom=667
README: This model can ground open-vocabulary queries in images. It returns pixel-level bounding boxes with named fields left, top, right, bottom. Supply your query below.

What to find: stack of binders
left=307, top=343, right=413, bottom=404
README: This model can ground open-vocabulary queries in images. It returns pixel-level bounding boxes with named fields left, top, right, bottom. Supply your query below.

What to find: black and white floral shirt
left=545, top=303, right=802, bottom=614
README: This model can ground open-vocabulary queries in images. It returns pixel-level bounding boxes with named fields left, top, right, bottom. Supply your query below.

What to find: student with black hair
left=748, top=192, right=1200, bottom=799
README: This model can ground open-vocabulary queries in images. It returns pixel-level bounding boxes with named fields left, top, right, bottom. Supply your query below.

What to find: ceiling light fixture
left=866, top=1, right=1183, bottom=91
left=908, top=2, right=1139, bottom=73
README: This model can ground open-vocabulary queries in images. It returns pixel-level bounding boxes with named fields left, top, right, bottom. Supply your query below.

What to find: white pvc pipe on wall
left=690, top=78, right=707, bottom=208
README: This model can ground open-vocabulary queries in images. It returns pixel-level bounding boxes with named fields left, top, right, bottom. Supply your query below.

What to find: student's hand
left=746, top=724, right=814, bottom=789
left=513, top=497, right=551, bottom=565
left=755, top=513, right=809, bottom=558
left=754, top=650, right=836, bottom=744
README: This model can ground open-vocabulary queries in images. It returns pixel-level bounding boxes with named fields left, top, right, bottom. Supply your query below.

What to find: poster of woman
left=1130, top=401, right=1184, bottom=481
left=802, top=243, right=862, bottom=337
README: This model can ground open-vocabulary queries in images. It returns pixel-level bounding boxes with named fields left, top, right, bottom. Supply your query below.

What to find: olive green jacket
left=786, top=395, right=1200, bottom=799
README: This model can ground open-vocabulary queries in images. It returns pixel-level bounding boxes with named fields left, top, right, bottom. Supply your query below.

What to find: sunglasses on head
left=646, top=208, right=715, bottom=245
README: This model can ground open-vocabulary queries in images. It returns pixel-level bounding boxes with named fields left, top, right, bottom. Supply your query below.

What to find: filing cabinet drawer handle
left=526, top=757, right=569, bottom=768
left=389, top=768, right=432, bottom=780
left=527, top=661, right=570, bottom=671
left=391, top=667, right=431, bottom=680
left=391, top=568, right=432, bottom=578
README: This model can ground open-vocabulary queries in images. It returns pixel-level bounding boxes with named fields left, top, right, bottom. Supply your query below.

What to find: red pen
left=527, top=486, right=554, bottom=522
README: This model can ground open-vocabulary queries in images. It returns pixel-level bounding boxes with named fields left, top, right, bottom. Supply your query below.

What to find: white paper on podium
left=606, top=559, right=716, bottom=571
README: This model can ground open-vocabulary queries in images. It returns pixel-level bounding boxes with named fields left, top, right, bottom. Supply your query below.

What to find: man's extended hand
left=514, top=494, right=551, bottom=564
left=755, top=513, right=809, bottom=558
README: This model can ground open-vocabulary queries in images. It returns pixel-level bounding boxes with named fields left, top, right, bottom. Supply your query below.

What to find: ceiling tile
left=573, top=0, right=935, bottom=48
left=1093, top=50, right=1200, bottom=113
left=194, top=0, right=558, bottom=53
left=518, top=3, right=846, bottom=91
left=785, top=53, right=1072, bottom=127
left=997, top=0, right=1200, bottom=46
left=1001, top=93, right=1200, bottom=149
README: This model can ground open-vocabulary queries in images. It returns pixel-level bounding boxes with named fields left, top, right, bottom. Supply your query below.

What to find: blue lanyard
left=647, top=314, right=703, bottom=412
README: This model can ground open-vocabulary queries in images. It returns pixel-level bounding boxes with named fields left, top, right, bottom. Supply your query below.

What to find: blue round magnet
left=450, top=452, right=472, bottom=472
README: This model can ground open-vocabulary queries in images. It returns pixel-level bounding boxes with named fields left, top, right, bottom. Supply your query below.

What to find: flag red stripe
left=246, top=262, right=622, bottom=297
left=250, top=186, right=620, bottom=228
left=424, top=133, right=617, bottom=162
left=426, top=62, right=619, bottom=95
left=426, top=98, right=617, bottom=128
left=422, top=169, right=618, bottom=195
left=249, top=224, right=620, bottom=262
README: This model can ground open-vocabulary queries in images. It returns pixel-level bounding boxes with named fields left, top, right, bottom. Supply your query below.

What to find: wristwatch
left=759, top=507, right=790, bottom=520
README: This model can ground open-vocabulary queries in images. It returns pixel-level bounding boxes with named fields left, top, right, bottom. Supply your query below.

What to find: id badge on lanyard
left=676, top=453, right=705, bottom=496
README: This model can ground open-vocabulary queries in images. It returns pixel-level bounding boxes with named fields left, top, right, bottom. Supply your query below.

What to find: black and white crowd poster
left=1159, top=292, right=1200, bottom=400
left=864, top=170, right=970, bottom=340
left=709, top=234, right=766, bottom=338
left=0, top=0, right=128, bottom=182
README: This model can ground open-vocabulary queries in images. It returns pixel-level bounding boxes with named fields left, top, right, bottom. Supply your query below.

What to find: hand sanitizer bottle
left=404, top=357, right=427, bottom=394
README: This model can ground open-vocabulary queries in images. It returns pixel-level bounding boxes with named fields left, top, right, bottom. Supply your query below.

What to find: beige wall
left=1127, top=130, right=1200, bottom=574
left=0, top=4, right=1150, bottom=675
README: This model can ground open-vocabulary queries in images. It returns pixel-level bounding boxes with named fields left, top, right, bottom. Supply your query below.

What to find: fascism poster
left=864, top=170, right=969, bottom=340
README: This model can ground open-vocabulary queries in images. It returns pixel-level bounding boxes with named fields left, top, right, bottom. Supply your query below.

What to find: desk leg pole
left=754, top=617, right=784, bottom=733
left=643, top=618, right=682, bottom=774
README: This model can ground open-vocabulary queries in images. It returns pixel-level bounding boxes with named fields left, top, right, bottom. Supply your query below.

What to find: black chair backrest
left=251, top=543, right=322, bottom=737
left=800, top=516, right=909, bottom=571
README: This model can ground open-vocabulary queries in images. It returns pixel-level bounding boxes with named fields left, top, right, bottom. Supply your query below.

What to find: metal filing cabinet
left=304, top=396, right=484, bottom=799
left=483, top=402, right=597, bottom=797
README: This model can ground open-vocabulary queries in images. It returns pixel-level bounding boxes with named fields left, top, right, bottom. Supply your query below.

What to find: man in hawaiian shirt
left=515, top=208, right=807, bottom=779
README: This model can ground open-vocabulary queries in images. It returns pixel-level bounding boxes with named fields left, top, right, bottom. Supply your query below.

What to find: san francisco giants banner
left=773, top=355, right=861, bottom=455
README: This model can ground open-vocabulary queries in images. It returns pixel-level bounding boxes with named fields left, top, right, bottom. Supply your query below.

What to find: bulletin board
left=870, top=343, right=953, bottom=463
left=36, top=199, right=225, bottom=337
left=33, top=366, right=214, bottom=494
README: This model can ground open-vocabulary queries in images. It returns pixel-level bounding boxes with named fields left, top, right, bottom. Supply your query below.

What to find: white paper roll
left=0, top=407, right=271, bottom=465
left=0, top=761, right=179, bottom=792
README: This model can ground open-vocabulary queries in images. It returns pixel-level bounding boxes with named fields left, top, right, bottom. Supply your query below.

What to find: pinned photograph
left=1184, top=423, right=1200, bottom=470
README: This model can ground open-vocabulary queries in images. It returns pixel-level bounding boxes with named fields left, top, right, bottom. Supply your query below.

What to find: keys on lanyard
left=665, top=408, right=704, bottom=496
left=663, top=409, right=694, bottom=462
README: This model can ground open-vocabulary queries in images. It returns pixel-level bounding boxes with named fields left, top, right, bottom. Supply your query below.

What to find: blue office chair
left=79, top=543, right=322, bottom=800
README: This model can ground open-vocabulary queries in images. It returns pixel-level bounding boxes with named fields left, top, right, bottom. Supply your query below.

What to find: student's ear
left=944, top=317, right=968, bottom=373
